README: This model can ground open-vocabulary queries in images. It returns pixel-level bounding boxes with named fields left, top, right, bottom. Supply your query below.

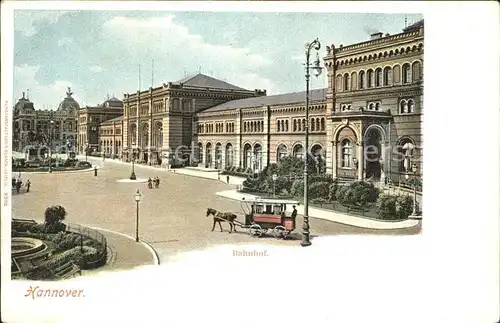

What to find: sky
left=13, top=10, right=423, bottom=109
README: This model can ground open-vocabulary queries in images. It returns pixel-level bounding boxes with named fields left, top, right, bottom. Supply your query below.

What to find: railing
left=65, top=223, right=107, bottom=268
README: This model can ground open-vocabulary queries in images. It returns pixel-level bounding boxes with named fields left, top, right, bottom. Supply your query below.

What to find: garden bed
left=11, top=219, right=107, bottom=280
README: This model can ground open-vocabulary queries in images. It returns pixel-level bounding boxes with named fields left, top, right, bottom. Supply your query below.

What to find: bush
left=376, top=194, right=397, bottom=219
left=77, top=161, right=92, bottom=168
left=309, top=181, right=330, bottom=200
left=311, top=197, right=328, bottom=208
left=336, top=181, right=379, bottom=209
left=376, top=194, right=415, bottom=220
left=328, top=180, right=340, bottom=201
left=291, top=179, right=304, bottom=198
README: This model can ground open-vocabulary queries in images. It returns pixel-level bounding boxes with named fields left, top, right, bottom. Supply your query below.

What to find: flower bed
left=12, top=219, right=107, bottom=279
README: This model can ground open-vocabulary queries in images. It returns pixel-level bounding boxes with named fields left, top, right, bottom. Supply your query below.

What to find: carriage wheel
left=273, top=225, right=286, bottom=238
left=249, top=224, right=262, bottom=237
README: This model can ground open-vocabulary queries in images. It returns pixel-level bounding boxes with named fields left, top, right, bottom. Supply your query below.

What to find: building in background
left=99, top=116, right=123, bottom=158
left=77, top=95, right=124, bottom=154
left=12, top=88, right=79, bottom=155
left=121, top=73, right=266, bottom=166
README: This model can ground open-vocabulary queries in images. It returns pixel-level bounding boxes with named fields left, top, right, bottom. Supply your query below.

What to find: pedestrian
left=291, top=205, right=298, bottom=221
left=26, top=179, right=31, bottom=193
left=156, top=177, right=160, bottom=188
left=94, top=166, right=98, bottom=176
left=148, top=177, right=153, bottom=189
left=226, top=175, right=230, bottom=185
left=16, top=179, right=22, bottom=193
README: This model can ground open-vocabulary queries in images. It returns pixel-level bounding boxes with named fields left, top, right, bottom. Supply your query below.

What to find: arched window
left=367, top=69, right=373, bottom=88
left=277, top=120, right=280, bottom=132
left=293, top=119, right=297, bottom=132
left=403, top=64, right=411, bottom=83
left=277, top=144, right=287, bottom=162
left=321, top=118, right=325, bottom=131
left=375, top=102, right=380, bottom=111
left=359, top=71, right=365, bottom=89
left=316, top=118, right=320, bottom=132
left=285, top=120, right=289, bottom=132
left=369, top=103, right=374, bottom=110
left=383, top=67, right=392, bottom=86
left=293, top=144, right=304, bottom=159
left=375, top=68, right=382, bottom=87
left=302, top=119, right=306, bottom=131
left=336, top=74, right=343, bottom=91
left=408, top=100, right=415, bottom=113
left=343, top=74, right=350, bottom=91
left=400, top=100, right=408, bottom=114
left=298, top=120, right=301, bottom=131
left=350, top=72, right=357, bottom=91
left=311, top=119, right=315, bottom=131
left=251, top=122, right=254, bottom=132
left=412, top=61, right=422, bottom=82
left=341, top=139, right=352, bottom=168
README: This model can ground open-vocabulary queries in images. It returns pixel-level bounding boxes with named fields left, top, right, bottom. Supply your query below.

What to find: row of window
left=276, top=118, right=326, bottom=133
left=244, top=120, right=265, bottom=133
left=336, top=44, right=423, bottom=67
left=100, top=128, right=122, bottom=135
left=336, top=61, right=422, bottom=92
left=215, top=122, right=224, bottom=133
left=340, top=99, right=416, bottom=114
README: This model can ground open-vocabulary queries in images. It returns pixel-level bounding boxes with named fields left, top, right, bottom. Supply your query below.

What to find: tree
left=44, top=205, right=67, bottom=233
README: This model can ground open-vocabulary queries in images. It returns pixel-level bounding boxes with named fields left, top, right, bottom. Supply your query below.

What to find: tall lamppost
left=134, top=189, right=142, bottom=242
left=408, top=163, right=421, bottom=219
left=130, top=147, right=137, bottom=180
left=272, top=174, right=278, bottom=198
left=301, top=37, right=323, bottom=247
left=48, top=116, right=54, bottom=173
left=85, top=142, right=89, bottom=162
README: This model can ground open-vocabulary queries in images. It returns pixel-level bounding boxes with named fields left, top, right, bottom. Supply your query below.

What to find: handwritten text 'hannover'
left=25, top=286, right=85, bottom=300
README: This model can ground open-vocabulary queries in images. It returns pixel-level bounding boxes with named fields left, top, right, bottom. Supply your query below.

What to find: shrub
left=309, top=181, right=330, bottom=200
left=336, top=181, right=379, bottom=209
left=395, top=195, right=414, bottom=219
left=328, top=180, right=340, bottom=201
left=376, top=194, right=397, bottom=219
left=291, top=179, right=304, bottom=198
left=43, top=205, right=68, bottom=233
left=77, top=161, right=92, bottom=168
left=311, top=197, right=328, bottom=208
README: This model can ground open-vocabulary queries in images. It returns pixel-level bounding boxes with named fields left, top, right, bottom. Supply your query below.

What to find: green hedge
left=376, top=194, right=416, bottom=220
left=335, top=181, right=379, bottom=210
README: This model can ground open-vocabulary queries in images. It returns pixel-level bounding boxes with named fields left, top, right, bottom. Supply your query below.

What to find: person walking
left=147, top=177, right=153, bottom=189
left=156, top=177, right=160, bottom=188
left=226, top=175, right=230, bottom=185
left=26, top=179, right=31, bottom=193
left=15, top=179, right=22, bottom=193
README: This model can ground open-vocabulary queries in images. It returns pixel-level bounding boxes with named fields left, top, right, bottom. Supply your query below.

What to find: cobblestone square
left=12, top=161, right=420, bottom=265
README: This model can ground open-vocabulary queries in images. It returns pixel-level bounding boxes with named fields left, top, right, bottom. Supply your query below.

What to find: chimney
left=370, top=32, right=383, bottom=40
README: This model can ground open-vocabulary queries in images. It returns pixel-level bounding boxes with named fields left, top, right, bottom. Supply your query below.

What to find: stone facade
left=77, top=96, right=124, bottom=154
left=324, top=20, right=423, bottom=182
left=99, top=116, right=123, bottom=157
left=12, top=89, right=78, bottom=154
left=121, top=74, right=265, bottom=166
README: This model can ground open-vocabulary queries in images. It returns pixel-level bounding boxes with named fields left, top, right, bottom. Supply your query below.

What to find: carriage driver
left=291, top=205, right=298, bottom=222
left=248, top=205, right=255, bottom=224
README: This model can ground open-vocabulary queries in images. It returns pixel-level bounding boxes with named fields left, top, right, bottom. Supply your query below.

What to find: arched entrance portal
left=215, top=143, right=222, bottom=169
left=311, top=144, right=325, bottom=173
left=243, top=143, right=252, bottom=169
left=364, top=127, right=384, bottom=181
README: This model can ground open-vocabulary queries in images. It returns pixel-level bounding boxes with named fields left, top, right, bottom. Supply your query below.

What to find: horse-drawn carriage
left=206, top=197, right=299, bottom=239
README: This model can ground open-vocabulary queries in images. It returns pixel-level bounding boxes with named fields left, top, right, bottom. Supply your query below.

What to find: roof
left=173, top=73, right=250, bottom=91
left=403, top=19, right=424, bottom=32
left=241, top=197, right=300, bottom=206
left=101, top=116, right=123, bottom=124
left=106, top=96, right=122, bottom=102
left=199, top=88, right=327, bottom=114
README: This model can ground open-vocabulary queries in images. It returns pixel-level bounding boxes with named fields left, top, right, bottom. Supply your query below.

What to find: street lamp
left=272, top=174, right=278, bottom=198
left=48, top=117, right=54, bottom=173
left=85, top=142, right=89, bottom=162
left=408, top=163, right=421, bottom=219
left=134, top=189, right=142, bottom=242
left=130, top=148, right=137, bottom=180
left=301, top=37, right=323, bottom=247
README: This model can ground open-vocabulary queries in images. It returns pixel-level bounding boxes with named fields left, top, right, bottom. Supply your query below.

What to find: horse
left=206, top=208, right=238, bottom=233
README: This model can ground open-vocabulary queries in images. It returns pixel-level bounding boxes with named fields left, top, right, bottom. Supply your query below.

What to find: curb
left=88, top=226, right=160, bottom=266
left=16, top=165, right=101, bottom=175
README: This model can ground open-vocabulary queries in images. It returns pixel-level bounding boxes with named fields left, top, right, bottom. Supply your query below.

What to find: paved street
left=12, top=160, right=420, bottom=265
